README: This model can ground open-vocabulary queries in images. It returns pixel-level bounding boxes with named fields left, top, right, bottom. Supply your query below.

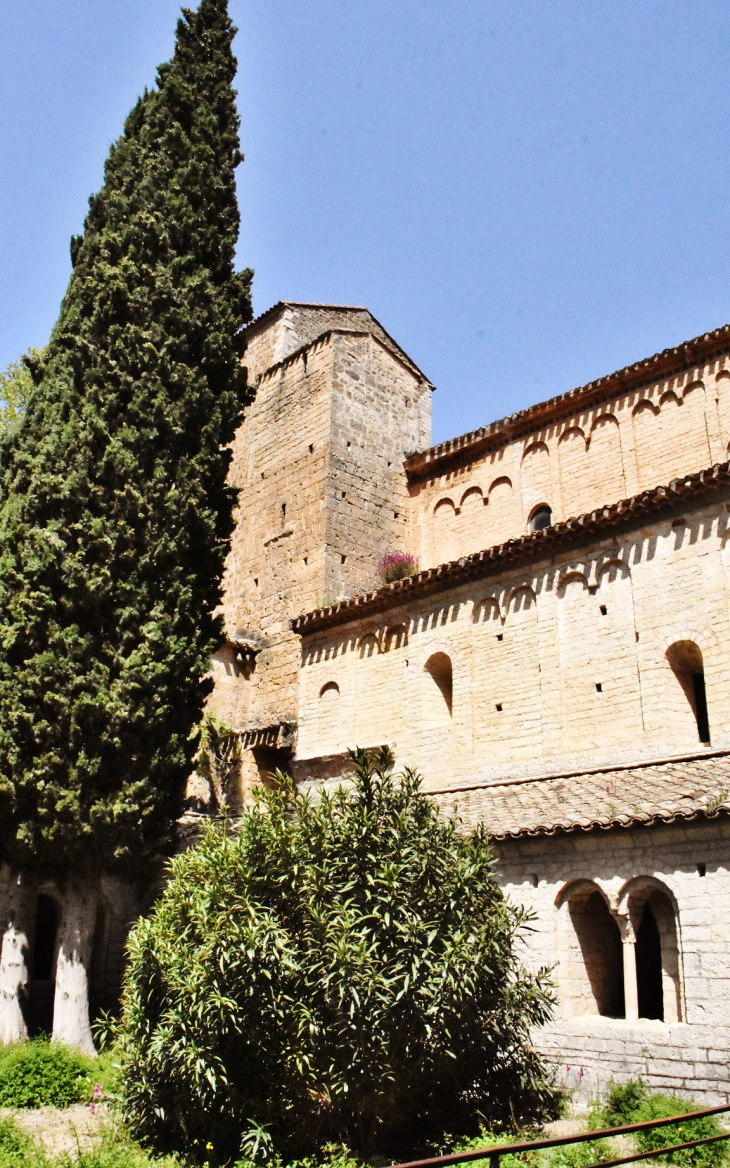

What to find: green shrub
left=0, top=1038, right=95, bottom=1108
left=447, top=1128, right=541, bottom=1168
left=634, top=1094, right=728, bottom=1168
left=119, top=749, right=560, bottom=1165
left=542, top=1140, right=611, bottom=1168
left=586, top=1079, right=648, bottom=1130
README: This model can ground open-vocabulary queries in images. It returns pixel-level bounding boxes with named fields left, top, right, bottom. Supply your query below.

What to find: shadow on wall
left=425, top=652, right=453, bottom=719
left=666, top=640, right=710, bottom=744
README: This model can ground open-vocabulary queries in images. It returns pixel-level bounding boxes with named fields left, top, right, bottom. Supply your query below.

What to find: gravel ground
left=3, top=1102, right=110, bottom=1157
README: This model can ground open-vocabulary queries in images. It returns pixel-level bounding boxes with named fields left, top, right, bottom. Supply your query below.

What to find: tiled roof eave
left=290, top=461, right=730, bottom=636
left=487, top=805, right=730, bottom=841
left=406, top=322, right=730, bottom=480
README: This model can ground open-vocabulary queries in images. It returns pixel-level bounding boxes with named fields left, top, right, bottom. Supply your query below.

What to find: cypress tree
left=0, top=0, right=251, bottom=1050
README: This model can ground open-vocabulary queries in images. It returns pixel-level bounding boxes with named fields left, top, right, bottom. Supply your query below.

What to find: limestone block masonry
left=209, top=303, right=432, bottom=788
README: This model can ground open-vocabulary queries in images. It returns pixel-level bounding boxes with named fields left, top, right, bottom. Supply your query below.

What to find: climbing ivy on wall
left=0, top=0, right=251, bottom=1000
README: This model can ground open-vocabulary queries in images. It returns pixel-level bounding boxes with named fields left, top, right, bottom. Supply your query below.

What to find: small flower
left=93, top=1082, right=103, bottom=1099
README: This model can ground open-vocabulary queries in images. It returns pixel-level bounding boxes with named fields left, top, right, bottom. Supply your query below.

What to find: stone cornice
left=290, top=461, right=730, bottom=636
left=405, top=321, right=730, bottom=481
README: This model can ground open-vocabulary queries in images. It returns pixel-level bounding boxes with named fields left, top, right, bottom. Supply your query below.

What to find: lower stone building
left=451, top=759, right=730, bottom=1102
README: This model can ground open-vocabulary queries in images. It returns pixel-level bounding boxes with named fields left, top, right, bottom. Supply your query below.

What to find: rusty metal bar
left=389, top=1103, right=730, bottom=1168
left=590, top=1128, right=730, bottom=1168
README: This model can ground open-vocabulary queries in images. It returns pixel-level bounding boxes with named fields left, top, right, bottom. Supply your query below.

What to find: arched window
left=529, top=504, right=552, bottom=533
left=318, top=682, right=341, bottom=747
left=563, top=885, right=625, bottom=1018
left=666, top=640, right=710, bottom=744
left=636, top=902, right=663, bottom=1020
left=626, top=883, right=682, bottom=1022
left=425, top=652, right=453, bottom=718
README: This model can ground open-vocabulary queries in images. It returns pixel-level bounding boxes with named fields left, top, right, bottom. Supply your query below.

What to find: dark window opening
left=340, top=554, right=347, bottom=564
left=425, top=652, right=453, bottom=717
left=495, top=703, right=503, bottom=712
left=281, top=502, right=286, bottom=518
left=693, top=673, right=710, bottom=743
left=600, top=604, right=607, bottom=615
left=496, top=633, right=504, bottom=642
left=636, top=902, right=664, bottom=1020
left=667, top=641, right=711, bottom=744
left=252, top=745, right=293, bottom=788
left=595, top=682, right=603, bottom=692
left=569, top=890, right=625, bottom=1017
left=33, top=895, right=57, bottom=981
left=309, top=443, right=314, bottom=453
left=697, top=862, right=706, bottom=877
left=529, top=504, right=552, bottom=533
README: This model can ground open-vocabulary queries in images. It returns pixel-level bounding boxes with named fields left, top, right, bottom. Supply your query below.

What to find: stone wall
left=296, top=494, right=730, bottom=785
left=494, top=817, right=730, bottom=1102
left=411, top=356, right=730, bottom=569
left=209, top=306, right=431, bottom=794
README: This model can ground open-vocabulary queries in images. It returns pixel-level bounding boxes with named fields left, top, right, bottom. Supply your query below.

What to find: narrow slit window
left=666, top=640, right=711, bottom=745
left=425, top=652, right=453, bottom=719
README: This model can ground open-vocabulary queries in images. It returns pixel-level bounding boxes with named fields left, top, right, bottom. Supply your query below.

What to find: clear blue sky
left=2, top=1, right=730, bottom=444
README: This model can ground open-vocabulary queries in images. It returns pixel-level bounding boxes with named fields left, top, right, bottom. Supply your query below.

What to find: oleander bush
left=118, top=747, right=560, bottom=1165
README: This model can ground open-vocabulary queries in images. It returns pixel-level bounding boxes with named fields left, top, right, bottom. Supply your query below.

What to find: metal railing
left=390, top=1103, right=730, bottom=1168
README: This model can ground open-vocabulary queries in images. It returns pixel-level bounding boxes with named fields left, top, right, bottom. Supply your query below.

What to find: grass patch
left=0, top=1114, right=178, bottom=1168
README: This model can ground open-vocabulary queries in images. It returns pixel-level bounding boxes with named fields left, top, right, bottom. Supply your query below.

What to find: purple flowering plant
left=377, top=552, right=418, bottom=585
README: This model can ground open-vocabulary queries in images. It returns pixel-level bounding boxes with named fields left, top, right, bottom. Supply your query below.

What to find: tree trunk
left=52, top=875, right=97, bottom=1055
left=0, top=868, right=32, bottom=1044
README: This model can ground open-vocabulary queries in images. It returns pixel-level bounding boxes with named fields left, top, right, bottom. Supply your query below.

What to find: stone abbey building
left=207, top=301, right=730, bottom=1103
left=36, top=301, right=729, bottom=1092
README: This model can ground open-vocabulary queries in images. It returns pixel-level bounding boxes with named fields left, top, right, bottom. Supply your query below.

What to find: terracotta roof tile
left=431, top=752, right=730, bottom=839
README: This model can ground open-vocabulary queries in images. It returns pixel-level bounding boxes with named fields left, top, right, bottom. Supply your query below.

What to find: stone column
left=619, top=918, right=639, bottom=1022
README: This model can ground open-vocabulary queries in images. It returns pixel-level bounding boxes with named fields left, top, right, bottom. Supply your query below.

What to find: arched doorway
left=31, top=894, right=58, bottom=1035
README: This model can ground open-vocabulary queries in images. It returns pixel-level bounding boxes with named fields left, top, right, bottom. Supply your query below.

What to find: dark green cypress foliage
left=0, top=0, right=252, bottom=880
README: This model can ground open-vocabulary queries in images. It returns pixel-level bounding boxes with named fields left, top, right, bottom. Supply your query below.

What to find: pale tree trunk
left=0, top=868, right=32, bottom=1045
left=52, top=875, right=97, bottom=1056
